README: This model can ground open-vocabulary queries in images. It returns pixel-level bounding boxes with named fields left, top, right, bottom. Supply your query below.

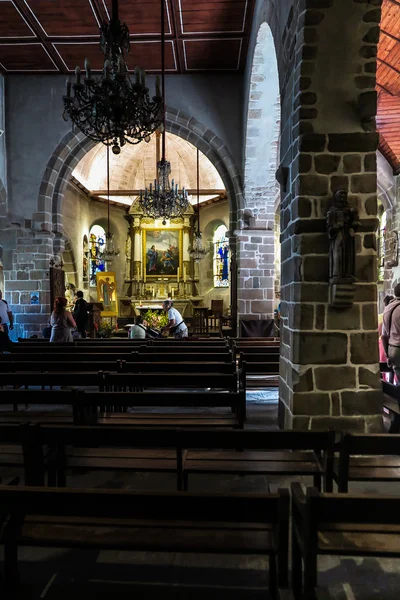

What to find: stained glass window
left=89, top=225, right=106, bottom=287
left=213, top=225, right=229, bottom=288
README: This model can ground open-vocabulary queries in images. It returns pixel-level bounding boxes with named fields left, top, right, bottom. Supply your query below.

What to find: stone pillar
left=278, top=0, right=383, bottom=432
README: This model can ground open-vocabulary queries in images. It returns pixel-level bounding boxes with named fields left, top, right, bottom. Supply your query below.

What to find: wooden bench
left=291, top=482, right=400, bottom=599
left=183, top=429, right=335, bottom=493
left=6, top=425, right=313, bottom=492
left=0, top=484, right=289, bottom=598
left=0, top=384, right=246, bottom=428
left=333, top=432, right=400, bottom=492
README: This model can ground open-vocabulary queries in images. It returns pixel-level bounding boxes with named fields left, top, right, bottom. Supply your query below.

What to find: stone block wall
left=3, top=228, right=54, bottom=338
left=277, top=0, right=383, bottom=432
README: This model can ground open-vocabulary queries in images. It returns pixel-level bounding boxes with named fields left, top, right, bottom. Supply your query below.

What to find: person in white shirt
left=0, top=290, right=14, bottom=336
left=161, top=300, right=188, bottom=339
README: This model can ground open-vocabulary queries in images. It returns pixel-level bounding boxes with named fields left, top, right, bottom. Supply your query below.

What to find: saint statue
left=326, top=189, right=360, bottom=283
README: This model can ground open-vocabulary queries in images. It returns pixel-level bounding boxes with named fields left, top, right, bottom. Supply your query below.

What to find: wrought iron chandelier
left=139, top=0, right=189, bottom=225
left=62, top=0, right=162, bottom=155
left=101, top=145, right=120, bottom=262
left=189, top=148, right=208, bottom=263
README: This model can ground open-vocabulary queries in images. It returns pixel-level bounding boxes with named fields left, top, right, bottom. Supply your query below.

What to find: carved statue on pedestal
left=326, top=189, right=360, bottom=308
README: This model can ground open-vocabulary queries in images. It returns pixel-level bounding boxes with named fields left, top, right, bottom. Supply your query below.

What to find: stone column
left=277, top=0, right=383, bottom=432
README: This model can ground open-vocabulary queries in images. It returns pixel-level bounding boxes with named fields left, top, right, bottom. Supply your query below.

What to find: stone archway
left=239, top=20, right=281, bottom=322
left=35, top=109, right=243, bottom=333
left=36, top=109, right=243, bottom=238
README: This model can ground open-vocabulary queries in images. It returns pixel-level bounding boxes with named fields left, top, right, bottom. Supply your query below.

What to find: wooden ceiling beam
left=377, top=57, right=400, bottom=77
left=377, top=82, right=395, bottom=96
left=11, top=0, right=66, bottom=73
left=380, top=28, right=400, bottom=44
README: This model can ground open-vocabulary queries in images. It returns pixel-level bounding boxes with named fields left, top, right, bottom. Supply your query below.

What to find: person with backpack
left=73, top=290, right=89, bottom=338
left=381, top=284, right=400, bottom=384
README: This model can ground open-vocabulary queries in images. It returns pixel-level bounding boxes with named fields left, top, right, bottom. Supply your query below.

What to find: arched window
left=89, top=224, right=106, bottom=286
left=213, top=225, right=229, bottom=288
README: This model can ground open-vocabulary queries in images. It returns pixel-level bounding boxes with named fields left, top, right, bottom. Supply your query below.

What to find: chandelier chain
left=138, top=0, right=189, bottom=224
left=62, top=0, right=162, bottom=155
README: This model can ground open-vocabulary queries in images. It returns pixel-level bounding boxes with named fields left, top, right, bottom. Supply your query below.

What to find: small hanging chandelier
left=62, top=0, right=162, bottom=155
left=139, top=0, right=189, bottom=225
left=189, top=148, right=208, bottom=263
left=102, top=145, right=120, bottom=262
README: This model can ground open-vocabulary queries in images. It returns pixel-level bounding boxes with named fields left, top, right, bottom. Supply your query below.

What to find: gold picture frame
left=96, top=271, right=118, bottom=316
left=142, top=229, right=183, bottom=279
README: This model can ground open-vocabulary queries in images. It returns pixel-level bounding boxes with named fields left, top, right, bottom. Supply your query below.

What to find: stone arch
left=238, top=18, right=281, bottom=323
left=244, top=21, right=280, bottom=219
left=36, top=109, right=243, bottom=239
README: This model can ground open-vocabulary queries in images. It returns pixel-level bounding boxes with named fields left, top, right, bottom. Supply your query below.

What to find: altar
left=133, top=300, right=190, bottom=317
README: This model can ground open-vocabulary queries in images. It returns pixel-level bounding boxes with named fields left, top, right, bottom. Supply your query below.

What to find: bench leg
left=268, top=553, right=278, bottom=600
left=303, top=549, right=318, bottom=600
left=292, top=524, right=303, bottom=599
left=313, top=474, right=322, bottom=492
left=4, top=536, right=19, bottom=599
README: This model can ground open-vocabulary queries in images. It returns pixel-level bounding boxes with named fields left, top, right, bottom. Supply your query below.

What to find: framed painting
left=143, top=229, right=183, bottom=279
left=96, top=271, right=118, bottom=316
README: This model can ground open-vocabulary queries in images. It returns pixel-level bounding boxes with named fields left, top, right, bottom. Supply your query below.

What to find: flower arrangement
left=143, top=309, right=168, bottom=329
left=96, top=321, right=116, bottom=338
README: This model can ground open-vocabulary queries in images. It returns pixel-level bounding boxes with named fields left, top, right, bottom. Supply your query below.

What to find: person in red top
left=381, top=285, right=400, bottom=383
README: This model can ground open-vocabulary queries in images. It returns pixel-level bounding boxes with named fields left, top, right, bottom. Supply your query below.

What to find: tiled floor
left=1, top=391, right=399, bottom=599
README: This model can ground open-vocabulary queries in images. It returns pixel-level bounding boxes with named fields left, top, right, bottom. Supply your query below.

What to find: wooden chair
left=192, top=307, right=209, bottom=335
left=291, top=482, right=400, bottom=599
left=1, top=484, right=290, bottom=599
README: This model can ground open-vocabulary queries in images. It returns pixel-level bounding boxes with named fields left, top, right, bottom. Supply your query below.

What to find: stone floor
left=1, top=390, right=400, bottom=599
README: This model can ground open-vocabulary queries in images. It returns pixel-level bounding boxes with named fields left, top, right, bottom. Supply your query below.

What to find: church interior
left=1, top=0, right=400, bottom=598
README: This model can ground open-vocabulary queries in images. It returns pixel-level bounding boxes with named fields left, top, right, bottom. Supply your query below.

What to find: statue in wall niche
left=386, top=231, right=399, bottom=269
left=326, top=189, right=360, bottom=308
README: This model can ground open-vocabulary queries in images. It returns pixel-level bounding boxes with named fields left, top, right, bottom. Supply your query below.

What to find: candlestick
left=143, top=267, right=146, bottom=283
left=177, top=267, right=180, bottom=282
left=183, top=266, right=187, bottom=283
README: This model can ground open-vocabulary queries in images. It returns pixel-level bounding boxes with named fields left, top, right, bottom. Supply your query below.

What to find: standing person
left=381, top=285, right=400, bottom=383
left=50, top=296, right=76, bottom=343
left=160, top=300, right=188, bottom=339
left=0, top=289, right=14, bottom=337
left=129, top=315, right=147, bottom=340
left=73, top=290, right=89, bottom=338
left=0, top=317, right=13, bottom=352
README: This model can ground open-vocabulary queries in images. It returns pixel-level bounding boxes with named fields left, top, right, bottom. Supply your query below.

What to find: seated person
left=129, top=315, right=147, bottom=340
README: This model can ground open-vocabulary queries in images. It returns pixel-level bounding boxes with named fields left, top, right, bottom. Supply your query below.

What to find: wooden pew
left=183, top=429, right=335, bottom=493
left=291, top=482, right=400, bottom=598
left=0, top=382, right=246, bottom=428
left=0, top=484, right=289, bottom=599
left=333, top=432, right=400, bottom=492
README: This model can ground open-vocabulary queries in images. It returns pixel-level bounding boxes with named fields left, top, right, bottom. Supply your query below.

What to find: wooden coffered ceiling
left=0, top=0, right=255, bottom=74
left=377, top=0, right=400, bottom=174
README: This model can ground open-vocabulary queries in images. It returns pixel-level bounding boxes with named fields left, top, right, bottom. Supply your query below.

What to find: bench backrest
left=293, top=483, right=400, bottom=527
left=0, top=484, right=287, bottom=525
left=337, top=432, right=400, bottom=492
